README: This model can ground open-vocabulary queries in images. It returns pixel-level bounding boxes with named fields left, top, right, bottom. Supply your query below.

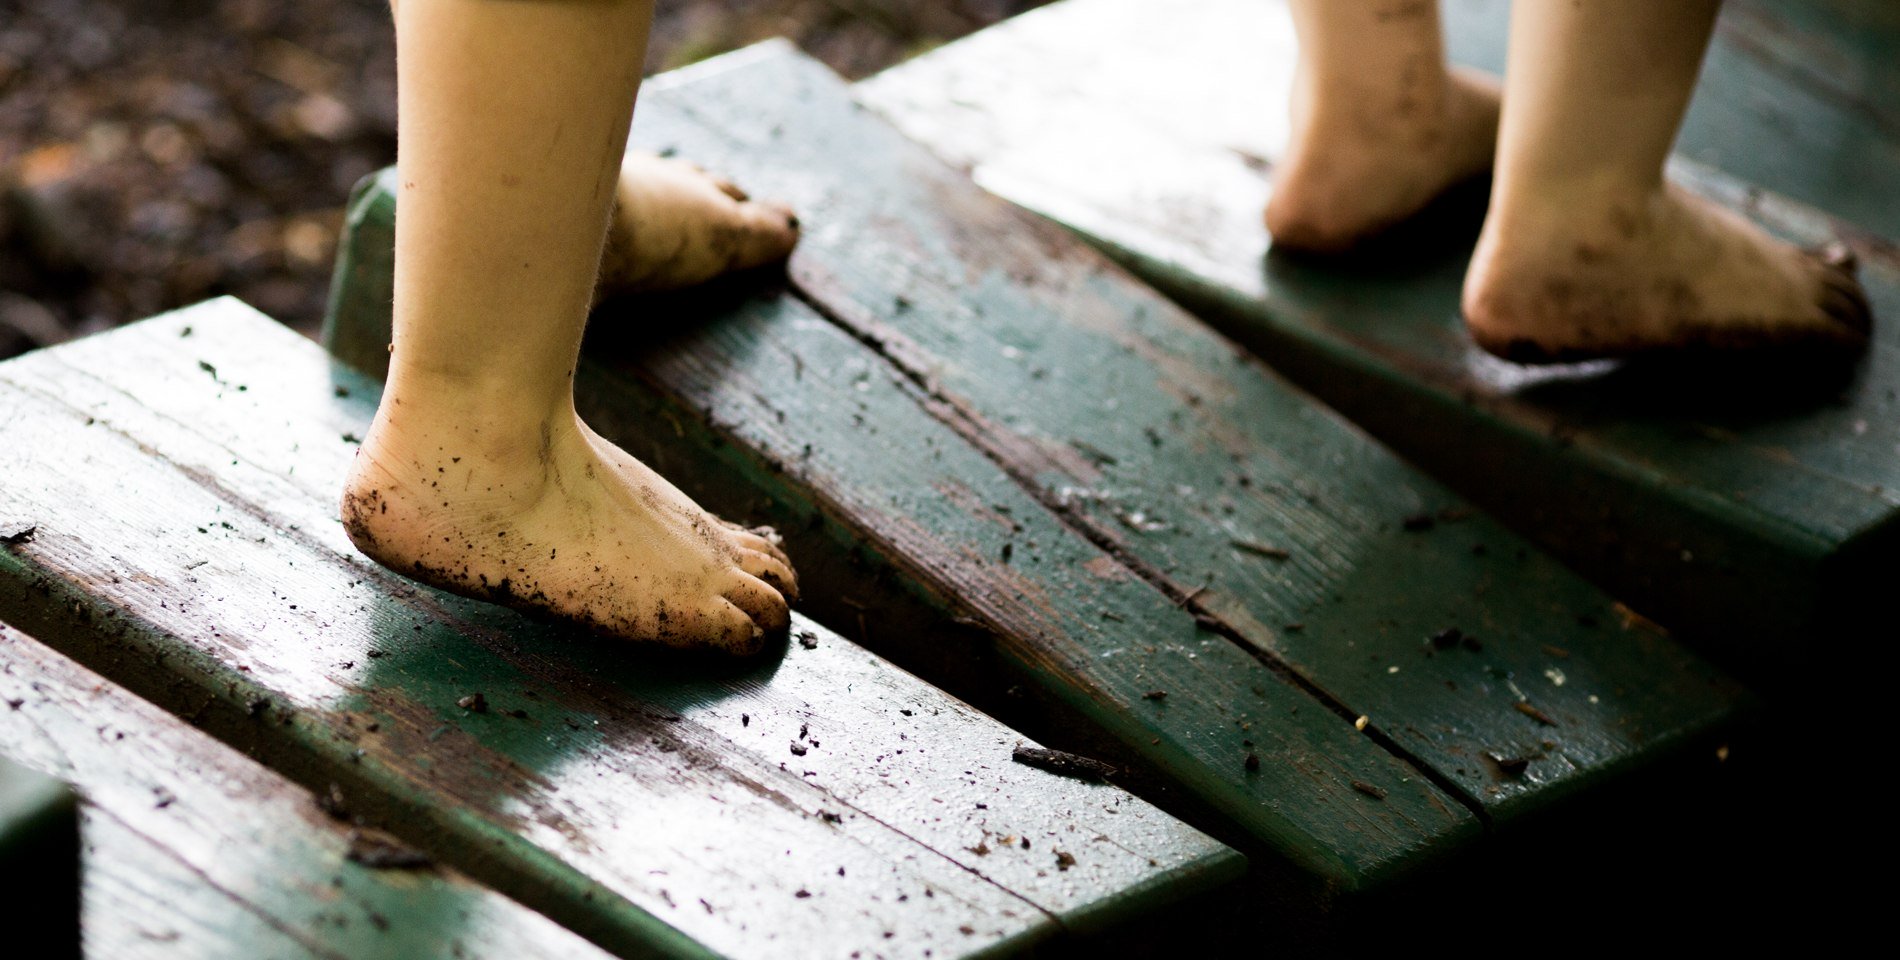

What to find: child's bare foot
left=1462, top=181, right=1872, bottom=362
left=596, top=151, right=800, bottom=297
left=341, top=399, right=795, bottom=653
left=1266, top=66, right=1500, bottom=253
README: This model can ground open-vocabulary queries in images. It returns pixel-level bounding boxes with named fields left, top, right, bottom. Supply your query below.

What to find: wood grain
left=321, top=44, right=1754, bottom=889
left=0, top=301, right=1238, bottom=957
left=860, top=0, right=1899, bottom=669
left=636, top=48, right=1745, bottom=822
left=0, top=622, right=620, bottom=960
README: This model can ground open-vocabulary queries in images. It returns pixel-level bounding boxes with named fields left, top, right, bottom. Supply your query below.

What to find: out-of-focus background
left=0, top=0, right=1052, bottom=360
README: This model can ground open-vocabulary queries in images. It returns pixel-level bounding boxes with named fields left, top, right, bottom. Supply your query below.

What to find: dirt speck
left=1012, top=745, right=1115, bottom=781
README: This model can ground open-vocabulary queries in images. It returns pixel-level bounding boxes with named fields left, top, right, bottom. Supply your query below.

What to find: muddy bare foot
left=341, top=401, right=795, bottom=653
left=1462, top=181, right=1872, bottom=363
left=1266, top=67, right=1500, bottom=253
left=595, top=152, right=800, bottom=297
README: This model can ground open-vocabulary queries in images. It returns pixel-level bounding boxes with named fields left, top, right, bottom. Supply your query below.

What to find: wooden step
left=322, top=43, right=1748, bottom=892
left=0, top=301, right=1237, bottom=958
left=858, top=0, right=1900, bottom=669
left=0, top=621, right=619, bottom=959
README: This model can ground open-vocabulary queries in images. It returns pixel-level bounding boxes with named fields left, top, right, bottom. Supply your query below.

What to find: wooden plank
left=321, top=78, right=1487, bottom=893
left=0, top=622, right=618, bottom=960
left=859, top=0, right=1900, bottom=668
left=0, top=300, right=1241, bottom=956
left=631, top=47, right=1745, bottom=818
left=0, top=749, right=78, bottom=956
left=323, top=43, right=1749, bottom=887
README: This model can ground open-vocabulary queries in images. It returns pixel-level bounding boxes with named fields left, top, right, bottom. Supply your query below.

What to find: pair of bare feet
left=1264, top=11, right=1871, bottom=362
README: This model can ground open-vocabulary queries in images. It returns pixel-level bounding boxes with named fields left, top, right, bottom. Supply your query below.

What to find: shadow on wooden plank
left=0, top=301, right=1238, bottom=958
left=0, top=622, right=619, bottom=960
left=0, top=747, right=78, bottom=957
left=859, top=0, right=1900, bottom=677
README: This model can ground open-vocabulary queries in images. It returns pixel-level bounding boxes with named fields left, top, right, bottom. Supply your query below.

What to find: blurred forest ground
left=0, top=0, right=1050, bottom=359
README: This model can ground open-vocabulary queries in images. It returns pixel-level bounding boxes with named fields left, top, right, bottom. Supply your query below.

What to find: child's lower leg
left=1266, top=0, right=1500, bottom=252
left=1462, top=0, right=1870, bottom=361
left=343, top=0, right=794, bottom=652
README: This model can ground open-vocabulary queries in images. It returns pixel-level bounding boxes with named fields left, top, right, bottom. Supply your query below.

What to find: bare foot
left=1462, top=181, right=1873, bottom=363
left=596, top=152, right=800, bottom=297
left=1266, top=66, right=1500, bottom=253
left=341, top=400, right=795, bottom=653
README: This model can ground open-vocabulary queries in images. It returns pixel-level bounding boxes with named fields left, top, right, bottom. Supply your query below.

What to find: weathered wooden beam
left=0, top=301, right=1238, bottom=957
left=859, top=0, right=1900, bottom=671
left=0, top=621, right=621, bottom=960
left=322, top=43, right=1749, bottom=889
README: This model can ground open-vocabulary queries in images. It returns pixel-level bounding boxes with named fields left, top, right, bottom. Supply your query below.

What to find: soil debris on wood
left=1012, top=744, right=1116, bottom=781
left=0, top=522, right=37, bottom=545
left=1141, top=690, right=1167, bottom=701
left=316, top=782, right=351, bottom=821
left=456, top=692, right=487, bottom=713
left=1350, top=780, right=1388, bottom=800
left=1401, top=512, right=1436, bottom=532
left=1490, top=753, right=1532, bottom=777
left=1229, top=538, right=1290, bottom=559
left=346, top=829, right=433, bottom=870
left=1514, top=701, right=1558, bottom=726
left=1054, top=850, right=1076, bottom=871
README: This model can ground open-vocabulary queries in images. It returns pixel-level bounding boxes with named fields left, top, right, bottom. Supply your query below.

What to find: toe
left=1817, top=241, right=1859, bottom=277
left=723, top=522, right=792, bottom=568
left=704, top=597, right=768, bottom=655
left=722, top=200, right=800, bottom=272
left=1811, top=251, right=1874, bottom=338
left=723, top=571, right=791, bottom=637
left=737, top=547, right=799, bottom=603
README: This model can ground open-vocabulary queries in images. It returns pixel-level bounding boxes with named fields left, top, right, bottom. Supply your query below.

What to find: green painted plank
left=637, top=47, right=1744, bottom=821
left=322, top=105, right=1484, bottom=893
left=859, top=0, right=1900, bottom=667
left=329, top=169, right=1471, bottom=893
left=320, top=42, right=1751, bottom=888
left=0, top=300, right=1239, bottom=955
left=0, top=622, right=616, bottom=960
left=0, top=749, right=78, bottom=956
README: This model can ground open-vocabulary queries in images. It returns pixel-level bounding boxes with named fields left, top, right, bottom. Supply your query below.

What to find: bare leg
left=381, top=0, right=797, bottom=299
left=1463, top=0, right=1870, bottom=361
left=1265, top=0, right=1500, bottom=252
left=342, top=0, right=795, bottom=652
